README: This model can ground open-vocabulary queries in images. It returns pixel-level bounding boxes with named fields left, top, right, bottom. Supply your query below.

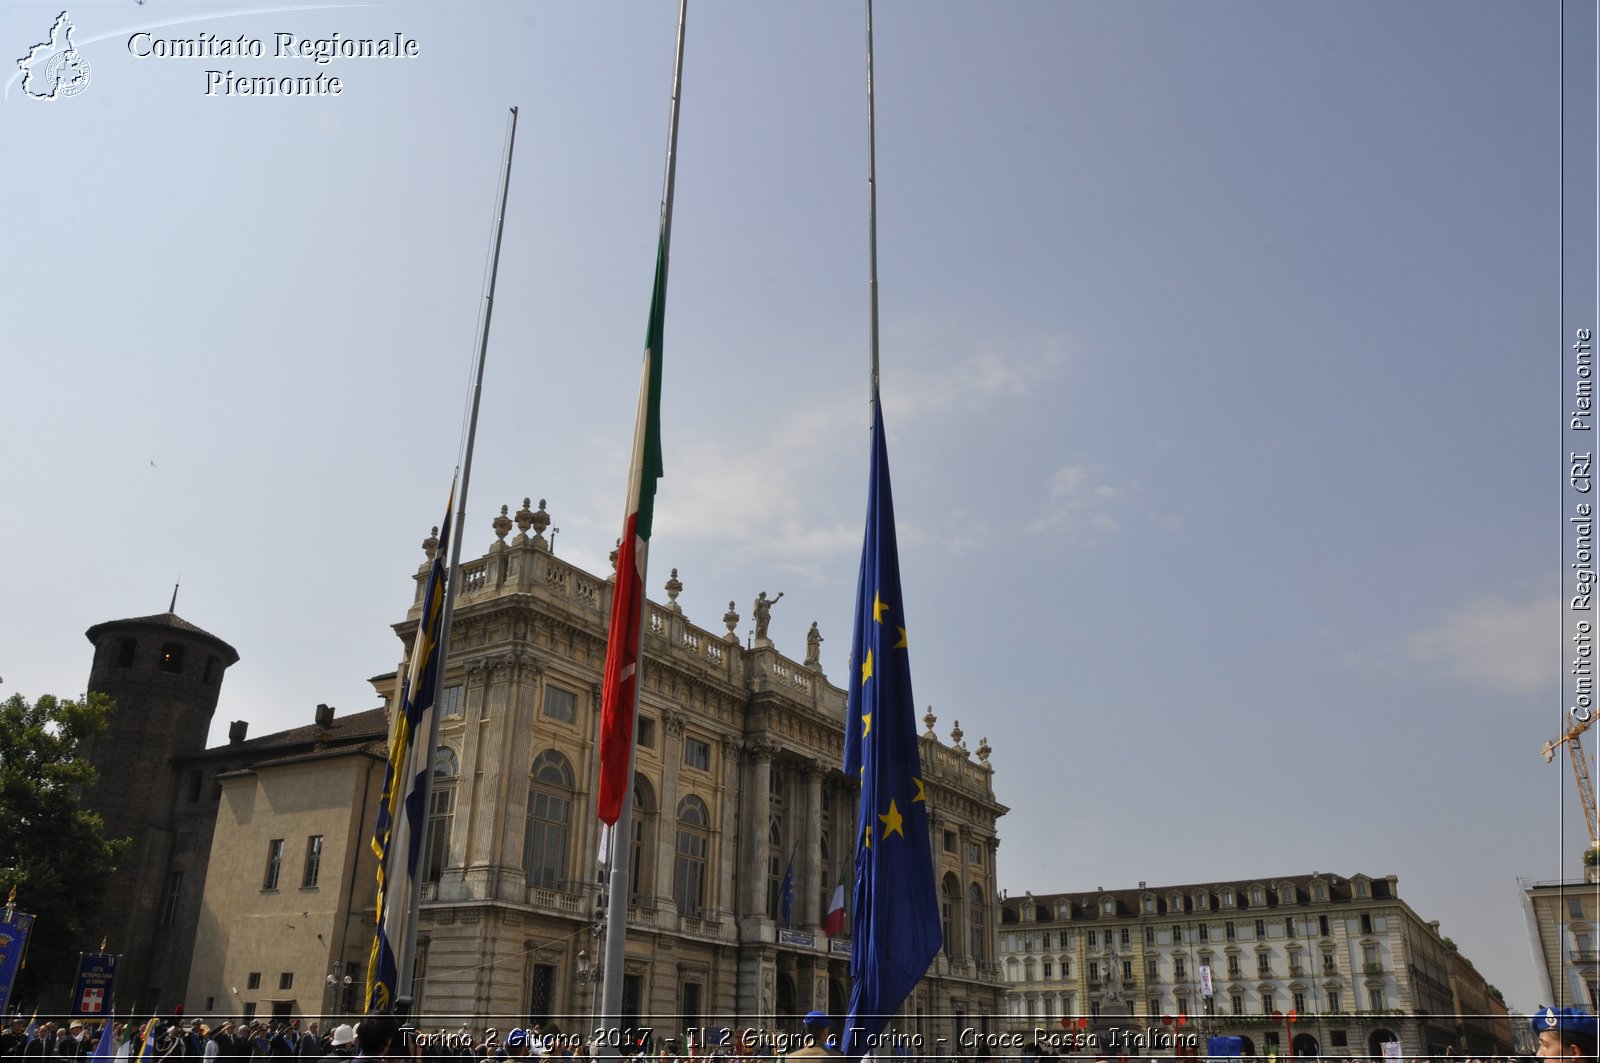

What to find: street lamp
left=326, top=963, right=354, bottom=1019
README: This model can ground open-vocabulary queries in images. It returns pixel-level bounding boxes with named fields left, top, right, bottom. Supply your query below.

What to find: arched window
left=524, top=750, right=574, bottom=889
left=943, top=873, right=962, bottom=956
left=766, top=815, right=788, bottom=922
left=968, top=882, right=987, bottom=963
left=630, top=776, right=656, bottom=905
left=424, top=747, right=459, bottom=884
left=674, top=795, right=710, bottom=918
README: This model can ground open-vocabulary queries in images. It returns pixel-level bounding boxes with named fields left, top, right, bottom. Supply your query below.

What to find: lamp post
left=326, top=964, right=354, bottom=1021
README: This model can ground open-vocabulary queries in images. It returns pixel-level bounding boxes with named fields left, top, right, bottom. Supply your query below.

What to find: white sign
left=1199, top=964, right=1214, bottom=997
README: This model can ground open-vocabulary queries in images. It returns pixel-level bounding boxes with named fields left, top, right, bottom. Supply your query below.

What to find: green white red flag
left=597, top=233, right=668, bottom=826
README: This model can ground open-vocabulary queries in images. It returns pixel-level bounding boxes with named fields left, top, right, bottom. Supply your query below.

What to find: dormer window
left=1195, top=892, right=1210, bottom=911
left=1353, top=878, right=1370, bottom=899
left=1143, top=895, right=1156, bottom=914
left=1251, top=886, right=1266, bottom=906
left=1102, top=898, right=1115, bottom=916
left=1222, top=890, right=1236, bottom=909
left=1280, top=884, right=1297, bottom=905
left=1313, top=882, right=1328, bottom=902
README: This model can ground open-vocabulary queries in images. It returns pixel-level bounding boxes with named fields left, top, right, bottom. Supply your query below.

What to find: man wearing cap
left=786, top=1013, right=839, bottom=1059
left=1534, top=1006, right=1598, bottom=1060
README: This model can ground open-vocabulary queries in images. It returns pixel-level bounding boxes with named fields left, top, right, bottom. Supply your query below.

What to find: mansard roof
left=999, top=872, right=1396, bottom=924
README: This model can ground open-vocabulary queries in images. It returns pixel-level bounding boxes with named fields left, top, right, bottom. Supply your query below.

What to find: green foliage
left=0, top=692, right=126, bottom=1006
left=1585, top=846, right=1599, bottom=866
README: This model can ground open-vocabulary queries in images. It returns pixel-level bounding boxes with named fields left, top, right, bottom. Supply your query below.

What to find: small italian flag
left=823, top=870, right=847, bottom=936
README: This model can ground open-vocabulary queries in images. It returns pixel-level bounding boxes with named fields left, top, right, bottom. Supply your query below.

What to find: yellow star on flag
left=861, top=648, right=873, bottom=685
left=873, top=592, right=889, bottom=623
left=912, top=777, right=925, bottom=803
left=894, top=626, right=908, bottom=649
left=879, top=799, right=905, bottom=840
left=862, top=713, right=872, bottom=738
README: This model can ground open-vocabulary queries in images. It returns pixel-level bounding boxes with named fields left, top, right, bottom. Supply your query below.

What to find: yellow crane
left=1543, top=714, right=1599, bottom=849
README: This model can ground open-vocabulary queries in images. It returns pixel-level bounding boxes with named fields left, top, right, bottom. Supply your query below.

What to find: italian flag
left=597, top=234, right=668, bottom=826
left=823, top=870, right=847, bottom=936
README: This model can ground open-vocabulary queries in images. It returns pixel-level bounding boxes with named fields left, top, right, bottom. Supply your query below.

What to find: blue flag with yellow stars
left=841, top=397, right=941, bottom=1059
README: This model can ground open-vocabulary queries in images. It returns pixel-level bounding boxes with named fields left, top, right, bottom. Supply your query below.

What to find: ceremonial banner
left=597, top=233, right=668, bottom=826
left=367, top=484, right=455, bottom=1012
left=71, top=952, right=118, bottom=1017
left=0, top=911, right=34, bottom=1015
left=841, top=400, right=941, bottom=1058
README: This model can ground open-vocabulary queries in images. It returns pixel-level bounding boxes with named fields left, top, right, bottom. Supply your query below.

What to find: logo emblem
left=17, top=11, right=92, bottom=101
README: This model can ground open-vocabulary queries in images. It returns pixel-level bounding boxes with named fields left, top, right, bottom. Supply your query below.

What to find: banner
left=0, top=912, right=35, bottom=1015
left=71, top=952, right=119, bottom=1016
left=1199, top=963, right=1213, bottom=998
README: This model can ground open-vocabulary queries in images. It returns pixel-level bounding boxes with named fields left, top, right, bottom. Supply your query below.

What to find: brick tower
left=82, top=608, right=239, bottom=1012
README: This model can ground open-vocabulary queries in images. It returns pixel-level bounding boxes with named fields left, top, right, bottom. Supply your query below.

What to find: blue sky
left=2, top=0, right=1590, bottom=1016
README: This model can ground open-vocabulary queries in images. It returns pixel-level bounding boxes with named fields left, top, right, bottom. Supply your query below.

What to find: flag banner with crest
left=367, top=483, right=455, bottom=1011
left=0, top=910, right=33, bottom=1015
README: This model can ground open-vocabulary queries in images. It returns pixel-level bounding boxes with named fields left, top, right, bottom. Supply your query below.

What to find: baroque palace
left=80, top=498, right=1009, bottom=1040
left=996, top=874, right=1512, bottom=1059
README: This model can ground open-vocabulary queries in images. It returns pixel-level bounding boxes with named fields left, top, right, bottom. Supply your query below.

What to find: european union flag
left=842, top=399, right=941, bottom=1058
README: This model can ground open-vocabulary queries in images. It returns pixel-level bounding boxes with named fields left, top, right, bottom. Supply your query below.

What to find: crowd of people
left=0, top=1007, right=1595, bottom=1062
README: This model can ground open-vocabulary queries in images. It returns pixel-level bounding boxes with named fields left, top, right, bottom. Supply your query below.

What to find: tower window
left=159, top=642, right=184, bottom=674
left=116, top=638, right=137, bottom=667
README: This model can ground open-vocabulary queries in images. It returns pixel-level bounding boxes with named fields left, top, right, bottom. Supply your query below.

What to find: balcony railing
left=1571, top=949, right=1600, bottom=963
left=1363, top=962, right=1385, bottom=975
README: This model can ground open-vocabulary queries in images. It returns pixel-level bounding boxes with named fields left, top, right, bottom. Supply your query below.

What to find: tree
left=0, top=692, right=126, bottom=1007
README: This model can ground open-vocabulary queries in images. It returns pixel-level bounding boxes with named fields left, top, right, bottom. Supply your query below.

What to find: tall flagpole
left=599, top=5, right=686, bottom=1056
left=866, top=0, right=881, bottom=405
left=395, top=105, right=519, bottom=1009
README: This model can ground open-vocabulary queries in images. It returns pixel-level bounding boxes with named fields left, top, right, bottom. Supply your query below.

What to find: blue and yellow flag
left=367, top=482, right=455, bottom=1012
left=841, top=398, right=941, bottom=1058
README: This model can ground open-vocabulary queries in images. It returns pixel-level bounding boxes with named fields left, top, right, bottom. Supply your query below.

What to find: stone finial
left=606, top=538, right=620, bottom=582
left=950, top=719, right=968, bottom=756
left=923, top=705, right=937, bottom=736
left=532, top=499, right=551, bottom=539
left=423, top=526, right=440, bottom=561
left=976, top=736, right=991, bottom=767
left=723, top=600, right=740, bottom=642
left=492, top=504, right=513, bottom=542
left=665, top=568, right=683, bottom=613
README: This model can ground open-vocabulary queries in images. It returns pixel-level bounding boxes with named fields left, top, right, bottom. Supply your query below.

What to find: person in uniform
left=786, top=1013, right=839, bottom=1059
left=1534, top=1007, right=1597, bottom=1061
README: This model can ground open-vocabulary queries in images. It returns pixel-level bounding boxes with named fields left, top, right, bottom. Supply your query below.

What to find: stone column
left=802, top=761, right=823, bottom=929
left=718, top=734, right=741, bottom=922
left=741, top=740, right=775, bottom=920
left=654, top=709, right=686, bottom=911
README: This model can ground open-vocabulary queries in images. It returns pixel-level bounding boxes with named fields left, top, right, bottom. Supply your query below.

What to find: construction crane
left=1543, top=715, right=1599, bottom=849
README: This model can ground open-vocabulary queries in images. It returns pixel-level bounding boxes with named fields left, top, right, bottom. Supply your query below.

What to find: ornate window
left=969, top=882, right=987, bottom=962
left=524, top=750, right=574, bottom=889
left=674, top=795, right=710, bottom=917
left=423, top=747, right=458, bottom=884
left=630, top=777, right=656, bottom=905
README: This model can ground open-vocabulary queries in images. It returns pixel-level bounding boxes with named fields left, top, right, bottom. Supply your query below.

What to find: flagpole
left=394, top=104, right=520, bottom=1009
left=599, top=5, right=685, bottom=1057
left=866, top=0, right=881, bottom=405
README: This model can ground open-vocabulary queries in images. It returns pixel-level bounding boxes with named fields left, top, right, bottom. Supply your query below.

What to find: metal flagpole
left=395, top=105, right=520, bottom=1011
left=866, top=0, right=881, bottom=407
left=599, top=5, right=686, bottom=1058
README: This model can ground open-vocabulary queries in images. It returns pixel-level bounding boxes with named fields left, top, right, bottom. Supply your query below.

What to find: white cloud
left=1405, top=594, right=1559, bottom=694
left=881, top=336, right=1070, bottom=424
left=1027, top=459, right=1148, bottom=543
